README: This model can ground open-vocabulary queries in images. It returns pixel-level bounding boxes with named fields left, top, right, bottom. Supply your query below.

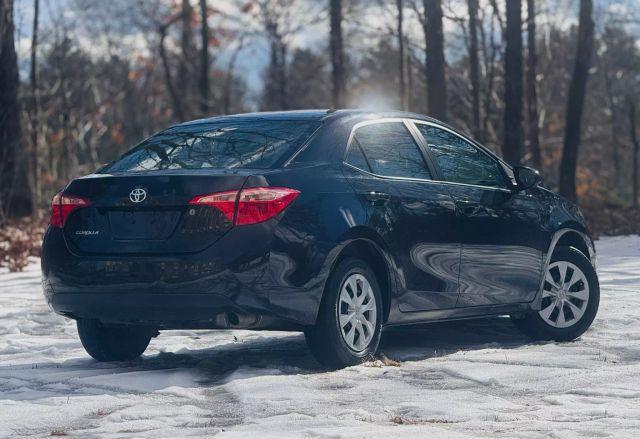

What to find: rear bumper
left=49, top=292, right=242, bottom=328
left=41, top=224, right=324, bottom=328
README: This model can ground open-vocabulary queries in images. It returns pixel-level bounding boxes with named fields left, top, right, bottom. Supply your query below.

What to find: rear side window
left=101, top=120, right=320, bottom=172
left=348, top=122, right=431, bottom=179
left=416, top=124, right=508, bottom=188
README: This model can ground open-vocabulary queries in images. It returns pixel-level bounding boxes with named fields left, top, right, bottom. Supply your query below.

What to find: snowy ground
left=1, top=237, right=639, bottom=438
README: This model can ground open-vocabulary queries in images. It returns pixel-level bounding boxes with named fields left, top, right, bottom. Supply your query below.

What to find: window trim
left=342, top=118, right=438, bottom=181
left=409, top=119, right=514, bottom=192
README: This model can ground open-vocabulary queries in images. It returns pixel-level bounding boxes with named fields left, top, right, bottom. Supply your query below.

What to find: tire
left=511, top=247, right=599, bottom=342
left=77, top=319, right=153, bottom=362
left=305, top=258, right=383, bottom=369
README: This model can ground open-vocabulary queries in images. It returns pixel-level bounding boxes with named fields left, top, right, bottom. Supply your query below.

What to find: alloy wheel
left=539, top=260, right=589, bottom=328
left=338, top=273, right=377, bottom=351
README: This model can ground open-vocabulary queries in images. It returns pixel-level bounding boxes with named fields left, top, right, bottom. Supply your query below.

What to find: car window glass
left=417, top=125, right=507, bottom=188
left=101, top=120, right=320, bottom=172
left=345, top=141, right=371, bottom=172
left=352, top=122, right=431, bottom=179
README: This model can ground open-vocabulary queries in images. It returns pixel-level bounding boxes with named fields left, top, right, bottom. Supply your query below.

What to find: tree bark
left=602, top=61, right=621, bottom=188
left=630, top=100, right=639, bottom=208
left=30, top=0, right=40, bottom=217
left=503, top=0, right=523, bottom=165
left=264, top=16, right=288, bottom=110
left=468, top=0, right=480, bottom=139
left=0, top=0, right=31, bottom=218
left=159, top=21, right=184, bottom=121
left=179, top=0, right=194, bottom=118
left=423, top=0, right=447, bottom=121
left=526, top=0, right=542, bottom=170
left=329, top=0, right=345, bottom=108
left=559, top=0, right=595, bottom=202
left=199, top=0, right=209, bottom=115
left=397, top=0, right=408, bottom=110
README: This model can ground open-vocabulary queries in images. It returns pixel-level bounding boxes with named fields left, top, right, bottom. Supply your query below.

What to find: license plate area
left=108, top=210, right=182, bottom=240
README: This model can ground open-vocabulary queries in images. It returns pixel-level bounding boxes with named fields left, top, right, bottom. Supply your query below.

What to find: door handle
left=365, top=191, right=390, bottom=205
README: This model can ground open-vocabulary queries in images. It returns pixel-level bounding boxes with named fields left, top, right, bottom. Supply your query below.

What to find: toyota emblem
left=129, top=188, right=147, bottom=203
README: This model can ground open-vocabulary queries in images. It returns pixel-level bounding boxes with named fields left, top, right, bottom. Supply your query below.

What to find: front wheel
left=77, top=319, right=154, bottom=362
left=305, top=258, right=383, bottom=369
left=511, top=247, right=599, bottom=341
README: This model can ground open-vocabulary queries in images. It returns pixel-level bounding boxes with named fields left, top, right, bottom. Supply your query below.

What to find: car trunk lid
left=62, top=170, right=250, bottom=255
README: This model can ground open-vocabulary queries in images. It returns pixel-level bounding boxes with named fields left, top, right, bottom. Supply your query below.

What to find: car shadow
left=379, top=316, right=532, bottom=362
left=0, top=316, right=534, bottom=402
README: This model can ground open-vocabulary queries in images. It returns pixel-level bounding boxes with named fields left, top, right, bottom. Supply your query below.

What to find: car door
left=413, top=122, right=545, bottom=306
left=342, top=119, right=460, bottom=312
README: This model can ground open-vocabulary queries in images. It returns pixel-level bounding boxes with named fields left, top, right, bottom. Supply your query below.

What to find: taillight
left=189, top=187, right=300, bottom=226
left=188, top=190, right=238, bottom=222
left=49, top=192, right=92, bottom=228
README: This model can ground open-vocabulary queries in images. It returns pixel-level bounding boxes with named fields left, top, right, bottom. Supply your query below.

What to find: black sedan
left=41, top=110, right=600, bottom=368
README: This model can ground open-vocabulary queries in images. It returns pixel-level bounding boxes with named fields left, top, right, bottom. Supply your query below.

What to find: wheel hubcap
left=338, top=274, right=377, bottom=352
left=539, top=260, right=589, bottom=328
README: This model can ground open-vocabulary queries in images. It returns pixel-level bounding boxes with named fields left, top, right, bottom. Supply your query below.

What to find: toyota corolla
left=41, top=110, right=600, bottom=368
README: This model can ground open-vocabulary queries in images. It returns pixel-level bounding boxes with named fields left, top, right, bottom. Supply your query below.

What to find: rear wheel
left=511, top=247, right=599, bottom=341
left=305, top=258, right=383, bottom=369
left=77, top=319, right=154, bottom=362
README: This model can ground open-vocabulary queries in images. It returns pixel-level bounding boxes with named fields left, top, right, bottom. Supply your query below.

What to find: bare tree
left=329, top=0, right=346, bottom=108
left=224, top=36, right=246, bottom=115
left=0, top=0, right=31, bottom=218
left=199, top=0, right=209, bottom=115
left=468, top=0, right=480, bottom=139
left=630, top=99, right=639, bottom=207
left=559, top=0, right=595, bottom=201
left=30, top=0, right=40, bottom=216
left=480, top=3, right=501, bottom=144
left=526, top=0, right=541, bottom=170
left=261, top=3, right=289, bottom=110
left=159, top=15, right=184, bottom=121
left=423, top=0, right=447, bottom=121
left=179, top=0, right=195, bottom=118
left=503, top=0, right=523, bottom=165
left=397, top=0, right=408, bottom=110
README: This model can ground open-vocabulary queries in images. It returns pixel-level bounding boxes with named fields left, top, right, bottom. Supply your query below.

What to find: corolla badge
left=75, top=230, right=100, bottom=236
left=129, top=188, right=147, bottom=203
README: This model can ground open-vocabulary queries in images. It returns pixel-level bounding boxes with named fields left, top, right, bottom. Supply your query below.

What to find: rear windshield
left=101, top=120, right=320, bottom=173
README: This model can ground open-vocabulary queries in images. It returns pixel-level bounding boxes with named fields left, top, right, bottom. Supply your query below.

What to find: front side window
left=416, top=124, right=507, bottom=188
left=348, top=122, right=432, bottom=179
left=101, top=120, right=320, bottom=173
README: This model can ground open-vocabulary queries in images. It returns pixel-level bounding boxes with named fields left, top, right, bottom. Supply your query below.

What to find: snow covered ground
left=1, top=236, right=639, bottom=438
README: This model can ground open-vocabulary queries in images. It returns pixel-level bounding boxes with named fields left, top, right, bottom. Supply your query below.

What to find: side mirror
left=513, top=166, right=542, bottom=191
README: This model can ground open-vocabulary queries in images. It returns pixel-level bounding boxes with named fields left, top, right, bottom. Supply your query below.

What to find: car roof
left=174, top=109, right=448, bottom=127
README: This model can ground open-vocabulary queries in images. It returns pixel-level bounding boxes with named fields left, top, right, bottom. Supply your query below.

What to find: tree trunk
left=264, top=18, right=288, bottom=110
left=526, top=0, right=541, bottom=170
left=630, top=100, right=639, bottom=208
left=30, top=0, right=40, bottom=218
left=423, top=0, right=447, bottom=121
left=603, top=62, right=621, bottom=188
left=329, top=0, right=345, bottom=108
left=159, top=23, right=184, bottom=121
left=503, top=0, right=523, bottom=165
left=559, top=0, right=594, bottom=202
left=468, top=0, right=480, bottom=139
left=397, top=0, right=408, bottom=110
left=0, top=0, right=31, bottom=218
left=199, top=0, right=209, bottom=115
left=224, top=37, right=245, bottom=115
left=179, top=0, right=194, bottom=118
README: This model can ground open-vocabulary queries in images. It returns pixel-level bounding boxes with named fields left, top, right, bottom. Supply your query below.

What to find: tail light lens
left=189, top=187, right=300, bottom=226
left=188, top=190, right=238, bottom=222
left=50, top=192, right=92, bottom=228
